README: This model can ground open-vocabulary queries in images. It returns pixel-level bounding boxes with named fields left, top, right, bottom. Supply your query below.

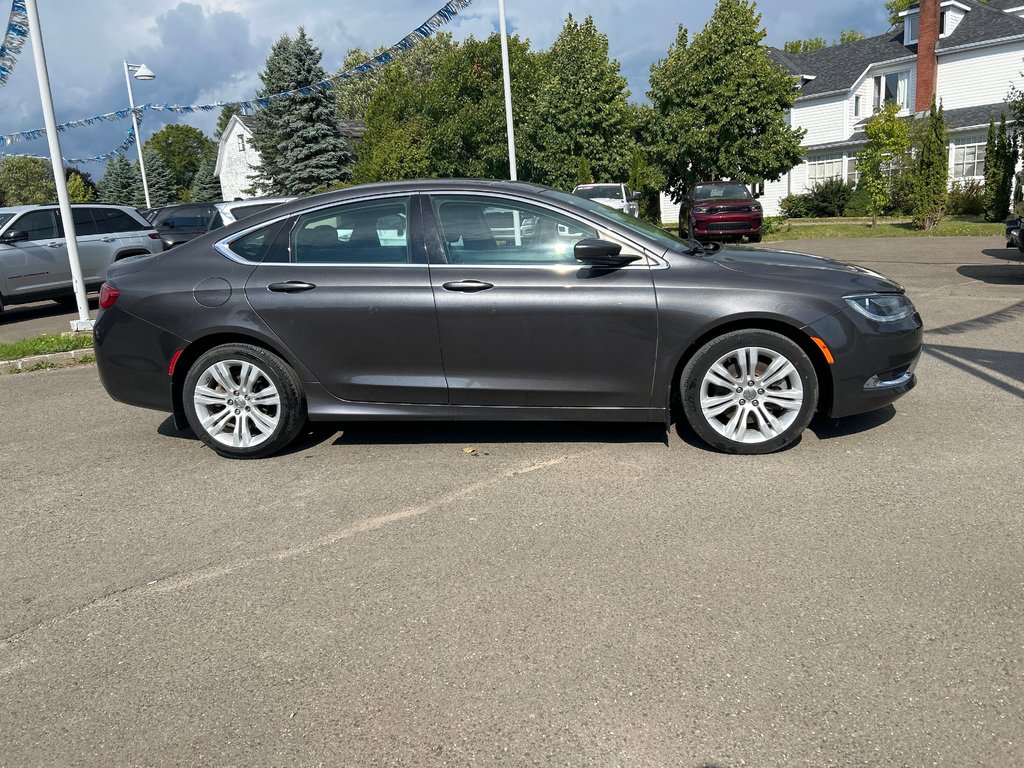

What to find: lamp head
left=132, top=64, right=156, bottom=81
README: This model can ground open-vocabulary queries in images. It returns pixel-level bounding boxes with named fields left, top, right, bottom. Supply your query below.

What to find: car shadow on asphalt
left=807, top=406, right=896, bottom=440
left=923, top=344, right=1024, bottom=398
left=965, top=249, right=1024, bottom=285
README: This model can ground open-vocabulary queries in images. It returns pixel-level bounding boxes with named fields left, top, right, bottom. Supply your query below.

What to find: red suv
left=679, top=182, right=763, bottom=243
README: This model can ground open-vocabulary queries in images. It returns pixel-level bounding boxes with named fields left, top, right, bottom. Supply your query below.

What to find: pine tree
left=190, top=156, right=223, bottom=202
left=135, top=147, right=178, bottom=208
left=98, top=154, right=141, bottom=206
left=995, top=115, right=1016, bottom=222
left=982, top=117, right=1000, bottom=221
left=648, top=0, right=806, bottom=200
left=910, top=99, right=948, bottom=230
left=215, top=105, right=242, bottom=139
left=524, top=15, right=636, bottom=189
left=251, top=28, right=352, bottom=195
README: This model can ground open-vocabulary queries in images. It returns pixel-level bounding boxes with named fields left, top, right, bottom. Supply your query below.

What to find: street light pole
left=497, top=0, right=517, bottom=181
left=123, top=61, right=155, bottom=208
left=23, top=0, right=91, bottom=331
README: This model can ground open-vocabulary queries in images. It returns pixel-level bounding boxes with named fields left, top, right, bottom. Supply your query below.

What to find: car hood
left=708, top=246, right=904, bottom=292
left=693, top=197, right=757, bottom=207
left=591, top=198, right=627, bottom=208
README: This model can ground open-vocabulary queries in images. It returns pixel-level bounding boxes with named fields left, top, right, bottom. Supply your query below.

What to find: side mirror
left=628, top=192, right=641, bottom=202
left=0, top=230, right=29, bottom=244
left=574, top=238, right=642, bottom=267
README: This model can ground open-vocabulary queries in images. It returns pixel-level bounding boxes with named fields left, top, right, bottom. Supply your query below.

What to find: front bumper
left=806, top=307, right=924, bottom=419
left=691, top=214, right=762, bottom=238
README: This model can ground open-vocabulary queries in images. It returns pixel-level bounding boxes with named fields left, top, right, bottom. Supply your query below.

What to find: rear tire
left=183, top=343, right=306, bottom=459
left=680, top=330, right=818, bottom=455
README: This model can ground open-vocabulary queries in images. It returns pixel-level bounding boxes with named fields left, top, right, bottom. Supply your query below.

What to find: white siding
left=216, top=118, right=260, bottom=201
left=791, top=95, right=848, bottom=146
left=937, top=42, right=1023, bottom=111
left=658, top=193, right=679, bottom=225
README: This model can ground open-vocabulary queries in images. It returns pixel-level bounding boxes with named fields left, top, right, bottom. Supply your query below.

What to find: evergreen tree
left=910, top=98, right=948, bottom=230
left=145, top=124, right=216, bottom=198
left=98, top=154, right=140, bottom=206
left=627, top=141, right=667, bottom=223
left=0, top=156, right=56, bottom=205
left=523, top=15, right=636, bottom=189
left=576, top=156, right=594, bottom=186
left=982, top=115, right=1014, bottom=222
left=858, top=102, right=911, bottom=226
left=136, top=147, right=178, bottom=207
left=648, top=0, right=805, bottom=201
left=190, top=156, right=223, bottom=202
left=251, top=28, right=352, bottom=196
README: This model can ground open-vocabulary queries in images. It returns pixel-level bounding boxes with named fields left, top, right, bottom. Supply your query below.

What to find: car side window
left=163, top=205, right=214, bottom=230
left=69, top=208, right=100, bottom=236
left=14, top=210, right=58, bottom=240
left=288, top=198, right=411, bottom=265
left=431, top=197, right=597, bottom=266
left=93, top=208, right=145, bottom=234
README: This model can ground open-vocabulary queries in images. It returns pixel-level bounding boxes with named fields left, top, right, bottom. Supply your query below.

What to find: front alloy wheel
left=183, top=343, right=305, bottom=459
left=681, top=330, right=819, bottom=454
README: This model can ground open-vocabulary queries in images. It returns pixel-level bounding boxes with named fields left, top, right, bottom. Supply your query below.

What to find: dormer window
left=873, top=71, right=910, bottom=111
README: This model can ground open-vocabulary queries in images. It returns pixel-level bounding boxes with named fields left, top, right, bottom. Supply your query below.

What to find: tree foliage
left=65, top=173, right=95, bottom=203
left=144, top=124, right=216, bottom=199
left=522, top=15, right=635, bottom=189
left=784, top=37, right=825, bottom=54
left=251, top=28, right=352, bottom=195
left=0, top=156, right=56, bottom=205
left=983, top=114, right=1016, bottom=222
left=648, top=0, right=805, bottom=201
left=857, top=102, right=911, bottom=225
left=839, top=28, right=867, bottom=44
left=215, top=105, right=242, bottom=139
left=65, top=167, right=99, bottom=201
left=136, top=147, right=178, bottom=208
left=910, top=99, right=948, bottom=230
left=98, top=154, right=140, bottom=206
left=190, top=155, right=223, bottom=202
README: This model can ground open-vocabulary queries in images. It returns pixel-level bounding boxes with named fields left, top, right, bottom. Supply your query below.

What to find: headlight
left=693, top=206, right=711, bottom=214
left=844, top=293, right=916, bottom=322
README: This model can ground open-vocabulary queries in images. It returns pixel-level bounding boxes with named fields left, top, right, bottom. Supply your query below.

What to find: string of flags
left=0, top=0, right=475, bottom=151
left=0, top=0, right=28, bottom=86
left=0, top=126, right=137, bottom=165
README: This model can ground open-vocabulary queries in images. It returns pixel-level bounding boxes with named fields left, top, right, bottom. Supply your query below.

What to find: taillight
left=99, top=283, right=120, bottom=309
left=147, top=231, right=161, bottom=239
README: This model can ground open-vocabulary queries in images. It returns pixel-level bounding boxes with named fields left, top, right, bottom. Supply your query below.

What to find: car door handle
left=46, top=242, right=63, bottom=248
left=267, top=281, right=317, bottom=293
left=101, top=236, right=117, bottom=242
left=442, top=280, right=494, bottom=293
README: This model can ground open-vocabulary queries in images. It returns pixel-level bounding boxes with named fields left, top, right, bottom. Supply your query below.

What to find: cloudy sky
left=1, top=0, right=893, bottom=170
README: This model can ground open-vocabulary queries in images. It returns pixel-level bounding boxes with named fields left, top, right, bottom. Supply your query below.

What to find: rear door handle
left=267, top=281, right=317, bottom=293
left=442, top=280, right=493, bottom=293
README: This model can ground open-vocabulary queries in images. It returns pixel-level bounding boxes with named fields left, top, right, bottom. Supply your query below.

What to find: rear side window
left=225, top=221, right=286, bottom=262
left=93, top=208, right=146, bottom=234
left=69, top=208, right=99, bottom=236
left=282, top=198, right=411, bottom=265
left=14, top=210, right=58, bottom=239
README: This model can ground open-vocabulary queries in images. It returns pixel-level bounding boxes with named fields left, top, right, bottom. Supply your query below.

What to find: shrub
left=805, top=177, right=854, bottom=218
left=761, top=216, right=789, bottom=237
left=779, top=193, right=811, bottom=218
left=947, top=179, right=986, bottom=216
left=844, top=184, right=872, bottom=216
left=887, top=171, right=916, bottom=216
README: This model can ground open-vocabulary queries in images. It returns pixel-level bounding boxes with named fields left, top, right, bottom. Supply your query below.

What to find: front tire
left=680, top=330, right=818, bottom=455
left=183, top=343, right=306, bottom=459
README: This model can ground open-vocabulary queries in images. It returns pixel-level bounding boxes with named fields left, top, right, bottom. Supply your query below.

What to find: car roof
left=0, top=203, right=139, bottom=213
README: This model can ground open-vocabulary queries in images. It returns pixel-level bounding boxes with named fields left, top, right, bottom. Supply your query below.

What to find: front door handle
left=442, top=280, right=494, bottom=293
left=46, top=242, right=63, bottom=248
left=101, top=236, right=117, bottom=243
left=267, top=281, right=317, bottom=293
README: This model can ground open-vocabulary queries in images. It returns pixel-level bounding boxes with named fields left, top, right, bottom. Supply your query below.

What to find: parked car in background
left=0, top=203, right=162, bottom=313
left=95, top=179, right=922, bottom=460
left=209, top=197, right=295, bottom=229
left=571, top=183, right=640, bottom=217
left=678, top=182, right=763, bottom=243
left=151, top=199, right=297, bottom=249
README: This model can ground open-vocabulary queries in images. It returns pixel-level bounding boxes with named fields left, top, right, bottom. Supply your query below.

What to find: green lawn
left=763, top=216, right=1004, bottom=241
left=0, top=332, right=94, bottom=362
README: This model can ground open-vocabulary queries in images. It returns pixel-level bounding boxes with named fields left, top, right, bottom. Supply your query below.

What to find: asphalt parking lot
left=1, top=237, right=1022, bottom=767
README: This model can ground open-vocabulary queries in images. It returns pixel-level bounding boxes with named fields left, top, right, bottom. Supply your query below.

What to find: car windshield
left=543, top=188, right=696, bottom=254
left=694, top=184, right=753, bottom=201
left=573, top=185, right=623, bottom=201
left=0, top=213, right=14, bottom=230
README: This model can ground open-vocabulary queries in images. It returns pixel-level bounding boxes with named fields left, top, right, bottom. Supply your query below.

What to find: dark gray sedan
left=94, top=180, right=922, bottom=459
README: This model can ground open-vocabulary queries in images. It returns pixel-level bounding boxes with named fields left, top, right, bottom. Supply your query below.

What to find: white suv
left=571, top=183, right=641, bottom=217
left=0, top=203, right=163, bottom=312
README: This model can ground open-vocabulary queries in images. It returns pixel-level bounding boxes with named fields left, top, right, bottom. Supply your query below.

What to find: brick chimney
left=915, top=0, right=940, bottom=112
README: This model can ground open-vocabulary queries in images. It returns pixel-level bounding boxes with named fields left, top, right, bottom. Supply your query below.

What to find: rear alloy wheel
left=183, top=343, right=305, bottom=459
left=680, top=330, right=818, bottom=454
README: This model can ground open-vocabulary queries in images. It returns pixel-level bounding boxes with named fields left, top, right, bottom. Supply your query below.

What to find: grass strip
left=0, top=332, right=94, bottom=362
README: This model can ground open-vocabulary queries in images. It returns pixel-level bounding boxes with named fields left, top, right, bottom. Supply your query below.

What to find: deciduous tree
left=648, top=0, right=805, bottom=201
left=144, top=124, right=216, bottom=200
left=0, top=156, right=56, bottom=205
left=857, top=102, right=911, bottom=226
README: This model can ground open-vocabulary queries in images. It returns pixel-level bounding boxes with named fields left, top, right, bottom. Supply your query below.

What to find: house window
left=906, top=15, right=919, bottom=44
left=854, top=95, right=862, bottom=117
left=805, top=152, right=845, bottom=188
left=952, top=140, right=986, bottom=178
left=238, top=135, right=246, bottom=152
left=873, top=71, right=909, bottom=111
left=846, top=157, right=860, bottom=187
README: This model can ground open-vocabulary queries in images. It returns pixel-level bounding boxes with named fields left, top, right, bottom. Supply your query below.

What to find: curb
left=0, top=348, right=95, bottom=375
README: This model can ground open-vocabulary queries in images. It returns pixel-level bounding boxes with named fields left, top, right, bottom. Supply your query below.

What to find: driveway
left=1, top=236, right=1021, bottom=767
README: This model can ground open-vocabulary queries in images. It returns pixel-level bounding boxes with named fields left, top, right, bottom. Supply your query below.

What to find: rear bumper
left=94, top=306, right=184, bottom=413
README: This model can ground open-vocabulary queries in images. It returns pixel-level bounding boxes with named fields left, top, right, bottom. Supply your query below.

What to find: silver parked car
left=0, top=203, right=163, bottom=312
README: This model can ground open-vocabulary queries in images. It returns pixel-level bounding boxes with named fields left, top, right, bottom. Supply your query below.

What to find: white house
left=214, top=114, right=259, bottom=201
left=759, top=0, right=1024, bottom=216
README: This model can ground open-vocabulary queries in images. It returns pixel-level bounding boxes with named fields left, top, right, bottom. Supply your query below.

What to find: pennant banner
left=0, top=0, right=29, bottom=86
left=0, top=125, right=137, bottom=165
left=0, top=0, right=475, bottom=148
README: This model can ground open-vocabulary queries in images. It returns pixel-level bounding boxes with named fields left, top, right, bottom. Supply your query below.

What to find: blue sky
left=0, top=0, right=893, bottom=170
